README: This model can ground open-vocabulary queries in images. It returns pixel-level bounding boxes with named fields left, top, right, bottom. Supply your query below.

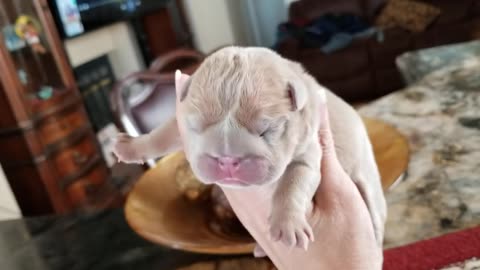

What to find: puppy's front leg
left=113, top=117, right=183, bottom=164
left=269, top=141, right=321, bottom=250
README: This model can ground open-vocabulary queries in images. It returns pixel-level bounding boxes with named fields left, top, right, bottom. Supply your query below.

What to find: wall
left=284, top=0, right=298, bottom=6
left=225, top=0, right=256, bottom=47
left=64, top=22, right=145, bottom=79
left=182, top=0, right=294, bottom=52
left=182, top=0, right=239, bottom=54
left=242, top=0, right=289, bottom=47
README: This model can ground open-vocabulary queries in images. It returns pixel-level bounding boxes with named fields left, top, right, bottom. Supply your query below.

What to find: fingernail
left=175, top=70, right=181, bottom=82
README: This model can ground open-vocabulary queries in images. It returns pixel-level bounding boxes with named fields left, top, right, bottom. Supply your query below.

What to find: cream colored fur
left=113, top=46, right=386, bottom=255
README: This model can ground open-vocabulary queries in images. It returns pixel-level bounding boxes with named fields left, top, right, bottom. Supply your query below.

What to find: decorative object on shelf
left=14, top=14, right=47, bottom=54
left=2, top=24, right=26, bottom=51
left=37, top=85, right=53, bottom=100
left=17, top=69, right=28, bottom=85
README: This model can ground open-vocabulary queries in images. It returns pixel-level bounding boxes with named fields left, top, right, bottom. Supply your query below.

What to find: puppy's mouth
left=195, top=154, right=271, bottom=187
left=215, top=178, right=252, bottom=187
left=204, top=173, right=269, bottom=187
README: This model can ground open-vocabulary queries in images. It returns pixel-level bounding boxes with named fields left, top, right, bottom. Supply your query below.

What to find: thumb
left=318, top=104, right=337, bottom=160
left=318, top=103, right=348, bottom=177
left=175, top=70, right=191, bottom=103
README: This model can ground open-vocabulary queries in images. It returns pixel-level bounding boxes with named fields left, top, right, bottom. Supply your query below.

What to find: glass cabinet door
left=0, top=0, right=66, bottom=105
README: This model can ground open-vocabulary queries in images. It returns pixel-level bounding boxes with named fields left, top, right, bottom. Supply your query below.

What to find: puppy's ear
left=287, top=82, right=307, bottom=111
left=286, top=61, right=308, bottom=111
left=175, top=70, right=192, bottom=102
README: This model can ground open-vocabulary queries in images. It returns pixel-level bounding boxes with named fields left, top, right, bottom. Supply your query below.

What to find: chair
left=110, top=49, right=204, bottom=167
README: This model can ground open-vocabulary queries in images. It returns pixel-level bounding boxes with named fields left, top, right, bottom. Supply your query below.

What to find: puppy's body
left=113, top=47, right=386, bottom=253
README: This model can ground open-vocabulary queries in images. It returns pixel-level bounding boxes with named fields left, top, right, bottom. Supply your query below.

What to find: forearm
left=273, top=143, right=322, bottom=213
left=114, top=116, right=183, bottom=164
left=141, top=117, right=183, bottom=158
left=273, top=161, right=320, bottom=213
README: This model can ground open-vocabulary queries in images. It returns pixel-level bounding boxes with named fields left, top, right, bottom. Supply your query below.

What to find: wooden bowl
left=124, top=117, right=409, bottom=255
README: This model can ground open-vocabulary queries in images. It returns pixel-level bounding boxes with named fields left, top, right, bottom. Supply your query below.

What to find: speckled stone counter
left=359, top=54, right=480, bottom=249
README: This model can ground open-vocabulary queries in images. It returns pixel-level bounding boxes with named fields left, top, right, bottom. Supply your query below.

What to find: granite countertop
left=359, top=55, right=480, bottom=249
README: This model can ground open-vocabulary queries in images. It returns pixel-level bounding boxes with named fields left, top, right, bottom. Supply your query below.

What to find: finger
left=174, top=69, right=182, bottom=89
left=175, top=69, right=191, bottom=100
left=318, top=104, right=336, bottom=160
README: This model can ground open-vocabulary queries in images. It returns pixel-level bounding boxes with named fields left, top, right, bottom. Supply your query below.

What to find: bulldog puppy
left=113, top=47, right=387, bottom=254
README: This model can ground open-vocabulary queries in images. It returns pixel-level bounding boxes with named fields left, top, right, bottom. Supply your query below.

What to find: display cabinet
left=0, top=0, right=119, bottom=216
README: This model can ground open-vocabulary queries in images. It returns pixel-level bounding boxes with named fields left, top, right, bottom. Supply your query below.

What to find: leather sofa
left=276, top=0, right=480, bottom=103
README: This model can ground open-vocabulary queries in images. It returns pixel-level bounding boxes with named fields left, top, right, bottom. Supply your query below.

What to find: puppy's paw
left=112, top=133, right=145, bottom=164
left=253, top=244, right=267, bottom=258
left=269, top=212, right=314, bottom=250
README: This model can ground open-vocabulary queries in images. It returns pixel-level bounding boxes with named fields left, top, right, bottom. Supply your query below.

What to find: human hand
left=220, top=105, right=383, bottom=270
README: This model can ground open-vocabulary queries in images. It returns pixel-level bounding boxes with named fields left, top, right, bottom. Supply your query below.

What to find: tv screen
left=54, top=0, right=85, bottom=37
left=50, top=0, right=167, bottom=39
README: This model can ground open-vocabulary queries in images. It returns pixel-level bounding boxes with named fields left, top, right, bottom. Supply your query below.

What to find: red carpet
left=383, top=226, right=480, bottom=270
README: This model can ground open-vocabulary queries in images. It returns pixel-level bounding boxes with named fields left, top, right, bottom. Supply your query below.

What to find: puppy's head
left=176, top=46, right=317, bottom=188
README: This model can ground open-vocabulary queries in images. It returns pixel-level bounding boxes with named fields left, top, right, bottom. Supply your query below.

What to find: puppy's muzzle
left=198, top=154, right=269, bottom=186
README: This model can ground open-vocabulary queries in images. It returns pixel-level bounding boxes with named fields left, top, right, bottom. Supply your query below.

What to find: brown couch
left=276, top=0, right=480, bottom=103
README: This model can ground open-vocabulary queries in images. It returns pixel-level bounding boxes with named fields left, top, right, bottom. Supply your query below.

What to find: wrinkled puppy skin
left=113, top=46, right=387, bottom=256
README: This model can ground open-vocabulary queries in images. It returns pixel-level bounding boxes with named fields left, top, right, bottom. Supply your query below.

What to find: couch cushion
left=363, top=0, right=387, bottom=20
left=289, top=0, right=364, bottom=22
left=298, top=41, right=370, bottom=81
left=321, top=71, right=376, bottom=102
left=420, top=0, right=473, bottom=26
left=411, top=29, right=437, bottom=50
left=472, top=0, right=480, bottom=17
left=434, top=21, right=473, bottom=46
left=373, top=68, right=406, bottom=97
left=368, top=28, right=413, bottom=68
left=375, top=0, right=442, bottom=32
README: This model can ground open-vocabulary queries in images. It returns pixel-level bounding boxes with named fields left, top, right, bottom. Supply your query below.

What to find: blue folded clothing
left=320, top=27, right=382, bottom=54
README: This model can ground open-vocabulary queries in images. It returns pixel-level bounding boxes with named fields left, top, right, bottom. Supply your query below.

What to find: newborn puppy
left=113, top=47, right=387, bottom=254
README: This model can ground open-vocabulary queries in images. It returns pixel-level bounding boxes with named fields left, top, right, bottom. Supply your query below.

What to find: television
left=49, top=0, right=171, bottom=39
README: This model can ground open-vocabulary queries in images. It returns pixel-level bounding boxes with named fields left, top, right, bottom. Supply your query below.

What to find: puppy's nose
left=217, top=156, right=241, bottom=173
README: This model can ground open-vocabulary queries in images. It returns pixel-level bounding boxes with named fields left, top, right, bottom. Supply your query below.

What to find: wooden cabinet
left=0, top=0, right=120, bottom=216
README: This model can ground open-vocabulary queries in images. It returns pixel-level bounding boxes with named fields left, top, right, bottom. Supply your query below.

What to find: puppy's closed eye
left=259, top=129, right=269, bottom=138
left=186, top=115, right=203, bottom=133
left=258, top=118, right=287, bottom=139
